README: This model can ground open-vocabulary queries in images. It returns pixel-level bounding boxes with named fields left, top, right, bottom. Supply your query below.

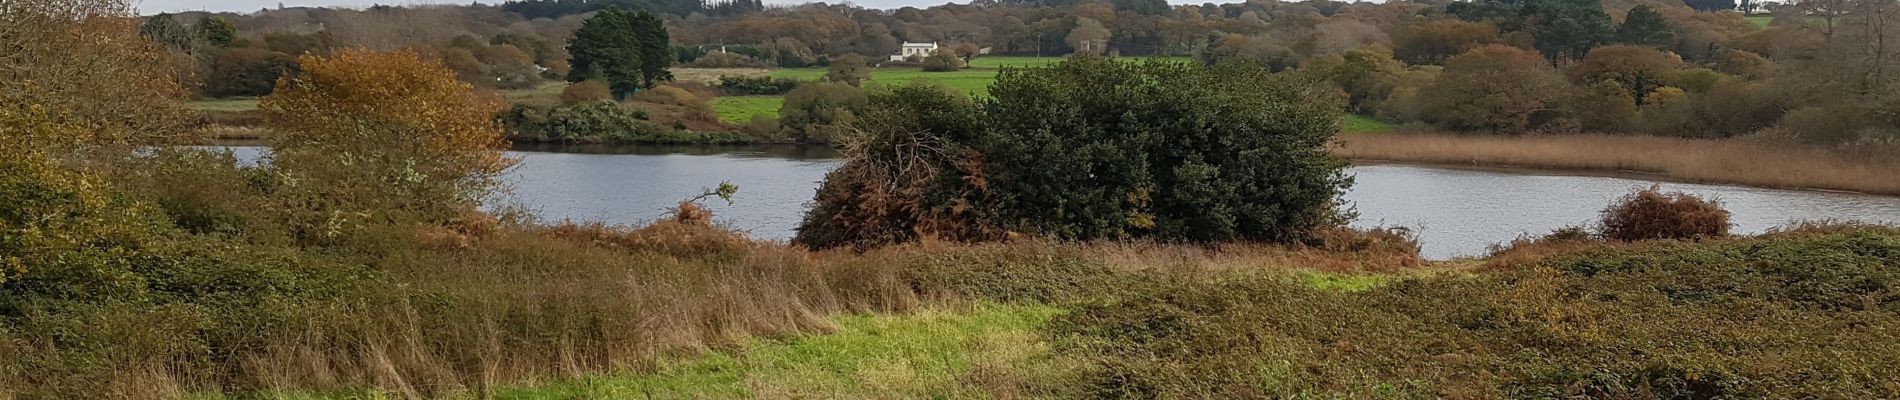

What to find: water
left=217, top=145, right=1900, bottom=259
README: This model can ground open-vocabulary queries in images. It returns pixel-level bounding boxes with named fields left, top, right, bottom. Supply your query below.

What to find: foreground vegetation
left=11, top=2, right=1900, bottom=399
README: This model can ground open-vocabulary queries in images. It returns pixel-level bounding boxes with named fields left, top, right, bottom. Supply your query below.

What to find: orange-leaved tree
left=262, top=49, right=515, bottom=242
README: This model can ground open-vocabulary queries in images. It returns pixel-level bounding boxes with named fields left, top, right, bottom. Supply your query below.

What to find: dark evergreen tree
left=138, top=13, right=196, bottom=50
left=1616, top=5, right=1677, bottom=47
left=566, top=8, right=662, bottom=97
left=630, top=10, right=673, bottom=87
left=1684, top=0, right=1738, bottom=12
left=200, top=16, right=238, bottom=48
left=1527, top=0, right=1615, bottom=61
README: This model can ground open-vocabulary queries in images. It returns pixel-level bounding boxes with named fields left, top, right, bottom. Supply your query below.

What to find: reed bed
left=1334, top=133, right=1900, bottom=195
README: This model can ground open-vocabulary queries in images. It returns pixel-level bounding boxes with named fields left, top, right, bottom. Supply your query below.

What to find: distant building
left=891, top=42, right=938, bottom=61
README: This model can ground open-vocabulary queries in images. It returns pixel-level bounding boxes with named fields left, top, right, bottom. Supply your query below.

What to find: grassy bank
left=1335, top=132, right=1900, bottom=195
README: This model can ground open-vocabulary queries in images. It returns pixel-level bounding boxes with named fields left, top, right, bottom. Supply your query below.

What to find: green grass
left=188, top=97, right=259, bottom=112
left=1299, top=272, right=1390, bottom=292
left=1746, top=15, right=1772, bottom=29
left=1344, top=114, right=1394, bottom=133
left=712, top=95, right=785, bottom=124
left=496, top=303, right=1069, bottom=399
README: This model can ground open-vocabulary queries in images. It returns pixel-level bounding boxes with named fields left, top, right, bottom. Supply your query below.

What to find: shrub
left=1418, top=45, right=1572, bottom=133
left=825, top=53, right=871, bottom=85
left=777, top=81, right=867, bottom=143
left=921, top=48, right=964, bottom=72
left=716, top=75, right=802, bottom=95
left=797, top=58, right=1352, bottom=248
left=633, top=84, right=716, bottom=121
left=1598, top=186, right=1731, bottom=241
left=560, top=80, right=613, bottom=105
left=261, top=49, right=514, bottom=242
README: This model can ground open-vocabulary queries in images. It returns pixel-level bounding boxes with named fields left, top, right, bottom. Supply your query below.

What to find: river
left=218, top=145, right=1900, bottom=259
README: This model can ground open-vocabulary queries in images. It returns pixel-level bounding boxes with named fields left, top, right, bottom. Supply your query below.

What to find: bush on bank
left=502, top=101, right=753, bottom=144
left=795, top=57, right=1353, bottom=249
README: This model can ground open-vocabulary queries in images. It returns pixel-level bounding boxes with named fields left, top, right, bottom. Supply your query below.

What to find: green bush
left=502, top=101, right=749, bottom=144
left=717, top=75, right=802, bottom=95
left=777, top=81, right=867, bottom=143
left=796, top=57, right=1352, bottom=248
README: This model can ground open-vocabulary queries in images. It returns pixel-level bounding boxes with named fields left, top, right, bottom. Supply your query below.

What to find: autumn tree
left=262, top=49, right=514, bottom=241
left=1567, top=45, right=1684, bottom=105
left=1, top=0, right=191, bottom=147
left=1419, top=45, right=1573, bottom=132
left=825, top=53, right=871, bottom=85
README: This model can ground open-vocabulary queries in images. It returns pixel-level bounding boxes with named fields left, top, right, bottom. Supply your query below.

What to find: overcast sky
left=135, top=0, right=982, bottom=14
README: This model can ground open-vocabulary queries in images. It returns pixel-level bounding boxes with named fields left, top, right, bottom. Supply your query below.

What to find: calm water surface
left=221, top=145, right=1900, bottom=259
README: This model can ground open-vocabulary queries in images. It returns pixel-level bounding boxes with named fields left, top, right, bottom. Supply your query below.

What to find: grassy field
left=966, top=55, right=1195, bottom=68
left=712, top=95, right=784, bottom=124
left=497, top=303, right=1067, bottom=399
left=1343, top=114, right=1393, bottom=133
left=1747, top=15, right=1772, bottom=29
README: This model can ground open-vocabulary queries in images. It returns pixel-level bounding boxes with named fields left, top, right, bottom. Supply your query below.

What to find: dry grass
left=1334, top=132, right=1900, bottom=195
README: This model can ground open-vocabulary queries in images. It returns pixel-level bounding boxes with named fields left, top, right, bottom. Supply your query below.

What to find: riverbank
left=1334, top=132, right=1900, bottom=195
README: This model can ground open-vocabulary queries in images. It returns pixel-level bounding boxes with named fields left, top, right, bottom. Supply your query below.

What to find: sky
left=135, top=0, right=983, bottom=14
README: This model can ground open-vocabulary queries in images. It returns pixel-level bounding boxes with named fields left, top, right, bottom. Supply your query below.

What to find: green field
left=1344, top=114, right=1394, bottom=133
left=712, top=95, right=784, bottom=124
left=496, top=303, right=1065, bottom=399
left=1747, top=15, right=1771, bottom=29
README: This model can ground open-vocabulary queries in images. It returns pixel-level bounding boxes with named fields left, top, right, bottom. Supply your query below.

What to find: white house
left=891, top=42, right=938, bottom=61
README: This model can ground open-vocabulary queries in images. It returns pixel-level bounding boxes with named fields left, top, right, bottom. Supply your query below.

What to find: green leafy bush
left=797, top=57, right=1353, bottom=249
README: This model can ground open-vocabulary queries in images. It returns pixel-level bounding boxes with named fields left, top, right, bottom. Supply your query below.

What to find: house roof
left=900, top=42, right=937, bottom=47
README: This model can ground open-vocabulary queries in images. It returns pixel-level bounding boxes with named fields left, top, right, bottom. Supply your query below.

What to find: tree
left=1567, top=45, right=1684, bottom=105
left=921, top=48, right=965, bottom=71
left=1395, top=20, right=1502, bottom=65
left=479, top=44, right=541, bottom=89
left=1419, top=45, right=1573, bottom=132
left=825, top=53, right=870, bottom=86
left=3, top=0, right=192, bottom=147
left=1529, top=0, right=1615, bottom=61
left=1615, top=5, right=1676, bottom=47
left=796, top=58, right=1354, bottom=248
left=1685, top=0, right=1738, bottom=12
left=204, top=48, right=297, bottom=97
left=1068, top=17, right=1111, bottom=55
left=200, top=16, right=237, bottom=48
left=138, top=13, right=196, bottom=50
left=567, top=8, right=669, bottom=97
left=778, top=81, right=868, bottom=143
left=261, top=49, right=514, bottom=240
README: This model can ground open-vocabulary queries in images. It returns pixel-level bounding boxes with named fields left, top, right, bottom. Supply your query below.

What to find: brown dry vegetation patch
left=1334, top=132, right=1900, bottom=195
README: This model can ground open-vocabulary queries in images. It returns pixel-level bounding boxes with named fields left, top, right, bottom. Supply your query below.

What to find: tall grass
left=1334, top=132, right=1900, bottom=195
